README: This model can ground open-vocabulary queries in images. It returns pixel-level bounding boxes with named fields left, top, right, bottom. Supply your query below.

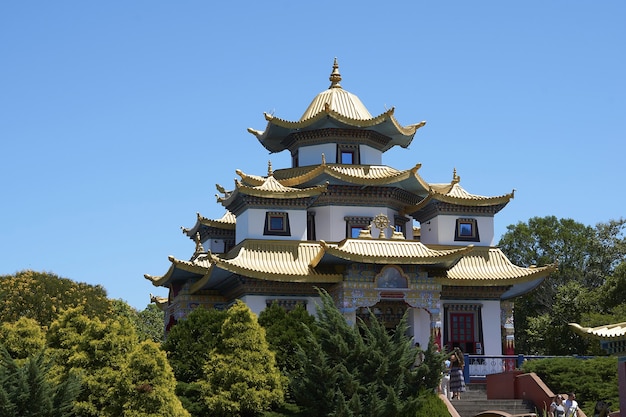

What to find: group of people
left=550, top=392, right=578, bottom=417
left=427, top=344, right=579, bottom=417
left=439, top=346, right=465, bottom=400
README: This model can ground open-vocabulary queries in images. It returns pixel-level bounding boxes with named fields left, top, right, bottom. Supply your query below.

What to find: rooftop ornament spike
left=268, top=160, right=273, bottom=177
left=329, top=57, right=342, bottom=89
left=452, top=168, right=461, bottom=184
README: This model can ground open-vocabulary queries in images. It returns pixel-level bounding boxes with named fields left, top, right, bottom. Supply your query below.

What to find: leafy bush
left=414, top=392, right=450, bottom=417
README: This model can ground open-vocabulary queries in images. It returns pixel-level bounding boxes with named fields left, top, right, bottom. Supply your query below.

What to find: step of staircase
left=449, top=384, right=537, bottom=417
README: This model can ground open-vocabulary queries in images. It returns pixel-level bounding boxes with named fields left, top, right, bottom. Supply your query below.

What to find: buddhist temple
left=145, top=58, right=556, bottom=355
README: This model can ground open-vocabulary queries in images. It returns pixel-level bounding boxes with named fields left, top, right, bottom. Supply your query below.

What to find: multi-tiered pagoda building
left=145, top=59, right=555, bottom=355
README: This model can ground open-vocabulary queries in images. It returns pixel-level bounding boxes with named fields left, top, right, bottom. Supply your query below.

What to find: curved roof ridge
left=181, top=211, right=236, bottom=237
left=205, top=240, right=342, bottom=284
left=314, top=239, right=473, bottom=265
left=433, top=183, right=515, bottom=206
left=439, top=246, right=557, bottom=285
left=569, top=322, right=626, bottom=340
left=274, top=163, right=430, bottom=190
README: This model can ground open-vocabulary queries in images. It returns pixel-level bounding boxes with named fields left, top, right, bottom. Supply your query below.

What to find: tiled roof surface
left=316, top=239, right=472, bottom=265
left=569, top=322, right=626, bottom=340
left=147, top=241, right=553, bottom=288
left=438, top=246, right=556, bottom=285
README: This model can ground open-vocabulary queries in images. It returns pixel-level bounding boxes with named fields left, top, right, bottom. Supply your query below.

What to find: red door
left=450, top=312, right=475, bottom=353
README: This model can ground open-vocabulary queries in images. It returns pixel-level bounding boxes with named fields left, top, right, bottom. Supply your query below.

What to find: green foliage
left=414, top=391, right=451, bottom=417
left=0, top=317, right=46, bottom=361
left=521, top=356, right=619, bottom=416
left=0, top=270, right=112, bottom=328
left=289, top=289, right=438, bottom=417
left=163, top=307, right=228, bottom=383
left=0, top=346, right=80, bottom=417
left=258, top=301, right=316, bottom=375
left=498, top=216, right=626, bottom=355
left=163, top=306, right=228, bottom=416
left=47, top=307, right=139, bottom=417
left=112, top=341, right=190, bottom=417
left=201, top=301, right=286, bottom=417
left=112, top=299, right=165, bottom=343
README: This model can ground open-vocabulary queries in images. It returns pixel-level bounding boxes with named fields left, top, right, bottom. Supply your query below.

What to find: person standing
left=565, top=392, right=578, bottom=417
left=449, top=347, right=466, bottom=400
left=550, top=395, right=566, bottom=417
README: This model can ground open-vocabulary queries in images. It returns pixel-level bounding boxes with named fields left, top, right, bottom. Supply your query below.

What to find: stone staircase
left=449, top=383, right=538, bottom=417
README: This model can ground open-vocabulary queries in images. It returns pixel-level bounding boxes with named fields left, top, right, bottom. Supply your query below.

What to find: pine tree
left=201, top=301, right=285, bottom=416
left=0, top=346, right=80, bottom=417
left=290, top=289, right=442, bottom=417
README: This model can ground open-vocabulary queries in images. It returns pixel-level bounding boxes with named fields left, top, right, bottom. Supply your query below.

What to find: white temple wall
left=207, top=239, right=226, bottom=253
left=480, top=300, right=503, bottom=355
left=419, top=214, right=494, bottom=246
left=235, top=208, right=307, bottom=244
left=408, top=307, right=432, bottom=348
left=312, top=206, right=401, bottom=242
left=359, top=144, right=382, bottom=165
left=295, top=143, right=382, bottom=167
left=240, top=295, right=321, bottom=317
left=297, top=143, right=336, bottom=166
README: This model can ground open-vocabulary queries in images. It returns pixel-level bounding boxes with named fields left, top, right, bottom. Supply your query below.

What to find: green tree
left=0, top=346, right=80, bottom=417
left=0, top=317, right=45, bottom=361
left=201, top=301, right=286, bottom=417
left=258, top=302, right=316, bottom=375
left=46, top=307, right=139, bottom=417
left=290, top=289, right=439, bottom=417
left=111, top=340, right=190, bottom=417
left=163, top=307, right=228, bottom=417
left=0, top=270, right=111, bottom=328
left=498, top=216, right=626, bottom=354
left=111, top=299, right=165, bottom=343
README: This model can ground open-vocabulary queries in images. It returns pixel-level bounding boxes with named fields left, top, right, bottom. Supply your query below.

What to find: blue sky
left=1, top=2, right=624, bottom=310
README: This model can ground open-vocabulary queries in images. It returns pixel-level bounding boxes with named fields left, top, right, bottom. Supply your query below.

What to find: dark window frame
left=264, top=211, right=291, bottom=236
left=454, top=218, right=480, bottom=242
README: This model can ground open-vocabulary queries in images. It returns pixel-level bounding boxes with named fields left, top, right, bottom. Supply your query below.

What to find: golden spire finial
left=452, top=168, right=460, bottom=184
left=329, top=57, right=342, bottom=89
left=268, top=160, right=273, bottom=177
left=194, top=232, right=205, bottom=254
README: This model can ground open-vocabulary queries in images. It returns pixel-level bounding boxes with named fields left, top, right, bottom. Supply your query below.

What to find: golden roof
left=436, top=245, right=557, bottom=286
left=248, top=58, right=426, bottom=153
left=217, top=162, right=328, bottom=205
left=406, top=170, right=514, bottom=213
left=569, top=322, right=626, bottom=340
left=236, top=162, right=430, bottom=193
left=188, top=241, right=343, bottom=293
left=182, top=211, right=236, bottom=237
left=313, top=239, right=473, bottom=267
left=300, top=58, right=372, bottom=121
left=146, top=240, right=554, bottom=290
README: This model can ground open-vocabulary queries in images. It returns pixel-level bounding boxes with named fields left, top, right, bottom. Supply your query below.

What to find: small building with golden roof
left=145, top=59, right=556, bottom=355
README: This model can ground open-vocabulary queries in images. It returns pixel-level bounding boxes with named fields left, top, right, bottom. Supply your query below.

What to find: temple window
left=337, top=144, right=360, bottom=164
left=307, top=212, right=316, bottom=241
left=394, top=215, right=409, bottom=238
left=455, top=218, right=480, bottom=242
left=264, top=211, right=291, bottom=236
left=344, top=216, right=372, bottom=238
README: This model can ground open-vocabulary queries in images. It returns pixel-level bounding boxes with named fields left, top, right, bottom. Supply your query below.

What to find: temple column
left=501, top=300, right=516, bottom=371
left=430, top=311, right=442, bottom=350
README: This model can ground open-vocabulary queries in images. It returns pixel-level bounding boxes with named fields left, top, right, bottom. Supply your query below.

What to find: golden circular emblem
left=372, top=213, right=390, bottom=230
